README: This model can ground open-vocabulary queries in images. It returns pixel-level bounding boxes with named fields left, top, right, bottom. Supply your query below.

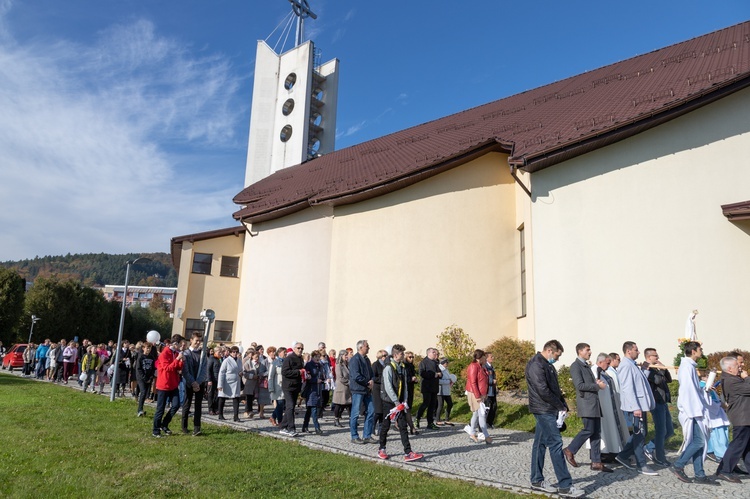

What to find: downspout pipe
left=510, top=164, right=531, bottom=198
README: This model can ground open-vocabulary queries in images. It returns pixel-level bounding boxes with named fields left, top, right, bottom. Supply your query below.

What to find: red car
left=2, top=343, right=27, bottom=371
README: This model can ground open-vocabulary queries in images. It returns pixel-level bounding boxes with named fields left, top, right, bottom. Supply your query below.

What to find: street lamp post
left=197, top=309, right=215, bottom=381
left=27, top=315, right=41, bottom=344
left=111, top=257, right=151, bottom=402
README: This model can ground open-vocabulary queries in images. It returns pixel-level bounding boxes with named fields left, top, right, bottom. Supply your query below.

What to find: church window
left=192, top=252, right=212, bottom=275
left=220, top=256, right=240, bottom=277
left=185, top=318, right=204, bottom=338
left=280, top=125, right=293, bottom=142
left=282, top=98, right=295, bottom=116
left=518, top=225, right=527, bottom=318
left=284, top=73, right=297, bottom=90
left=214, top=320, right=234, bottom=342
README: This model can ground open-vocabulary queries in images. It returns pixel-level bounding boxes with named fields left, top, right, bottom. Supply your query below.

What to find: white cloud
left=336, top=120, right=367, bottom=139
left=0, top=10, right=246, bottom=261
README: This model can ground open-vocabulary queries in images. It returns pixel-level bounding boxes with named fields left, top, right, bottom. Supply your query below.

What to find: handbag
left=79, top=372, right=88, bottom=382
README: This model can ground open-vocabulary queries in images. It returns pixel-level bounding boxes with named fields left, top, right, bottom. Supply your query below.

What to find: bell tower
left=244, top=0, right=339, bottom=187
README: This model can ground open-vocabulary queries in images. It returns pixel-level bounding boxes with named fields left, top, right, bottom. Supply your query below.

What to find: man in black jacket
left=526, top=340, right=584, bottom=498
left=416, top=348, right=442, bottom=430
left=280, top=342, right=305, bottom=437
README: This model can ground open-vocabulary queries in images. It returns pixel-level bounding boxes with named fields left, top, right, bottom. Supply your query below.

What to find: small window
left=192, top=253, right=212, bottom=275
left=282, top=98, right=295, bottom=116
left=220, top=256, right=240, bottom=277
left=280, top=125, right=293, bottom=142
left=284, top=73, right=296, bottom=90
left=185, top=318, right=204, bottom=338
left=214, top=320, right=234, bottom=342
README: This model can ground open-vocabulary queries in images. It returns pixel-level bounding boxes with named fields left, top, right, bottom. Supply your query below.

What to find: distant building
left=101, top=284, right=177, bottom=311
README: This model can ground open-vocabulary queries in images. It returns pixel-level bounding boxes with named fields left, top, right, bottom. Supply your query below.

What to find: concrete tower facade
left=244, top=40, right=339, bottom=187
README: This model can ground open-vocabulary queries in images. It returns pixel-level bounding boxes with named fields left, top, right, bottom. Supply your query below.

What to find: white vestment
left=676, top=357, right=710, bottom=458
left=586, top=366, right=629, bottom=453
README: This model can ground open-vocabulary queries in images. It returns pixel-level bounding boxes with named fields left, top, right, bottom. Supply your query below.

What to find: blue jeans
left=531, top=413, right=572, bottom=489
left=674, top=419, right=706, bottom=478
left=350, top=391, right=375, bottom=439
left=645, top=403, right=673, bottom=462
left=153, top=388, right=180, bottom=434
left=618, top=411, right=647, bottom=468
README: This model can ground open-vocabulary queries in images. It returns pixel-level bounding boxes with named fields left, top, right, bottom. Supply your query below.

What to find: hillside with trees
left=0, top=253, right=177, bottom=287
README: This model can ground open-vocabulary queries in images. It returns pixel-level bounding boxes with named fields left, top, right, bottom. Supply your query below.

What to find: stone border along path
left=3, top=369, right=746, bottom=498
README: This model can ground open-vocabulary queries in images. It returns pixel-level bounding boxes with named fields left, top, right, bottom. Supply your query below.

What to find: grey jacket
left=617, top=357, right=655, bottom=413
left=182, top=347, right=208, bottom=385
left=570, top=358, right=602, bottom=418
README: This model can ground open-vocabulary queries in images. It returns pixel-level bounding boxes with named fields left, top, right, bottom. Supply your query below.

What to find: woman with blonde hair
left=332, top=350, right=352, bottom=426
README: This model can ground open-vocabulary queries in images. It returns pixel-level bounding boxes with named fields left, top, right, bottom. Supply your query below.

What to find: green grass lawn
left=0, top=373, right=525, bottom=498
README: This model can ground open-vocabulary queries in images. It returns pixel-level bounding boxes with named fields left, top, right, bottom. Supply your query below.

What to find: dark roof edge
left=234, top=141, right=511, bottom=224
left=513, top=75, right=750, bottom=173
left=170, top=226, right=245, bottom=270
left=721, top=200, right=750, bottom=221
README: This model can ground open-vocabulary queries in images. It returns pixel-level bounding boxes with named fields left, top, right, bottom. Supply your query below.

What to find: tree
left=436, top=324, right=476, bottom=360
left=0, top=267, right=25, bottom=345
left=127, top=304, right=172, bottom=343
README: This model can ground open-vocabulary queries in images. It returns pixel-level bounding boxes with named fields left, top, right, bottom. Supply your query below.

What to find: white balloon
left=146, top=330, right=160, bottom=344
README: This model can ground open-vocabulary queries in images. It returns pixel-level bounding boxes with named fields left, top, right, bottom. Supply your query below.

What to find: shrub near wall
left=706, top=349, right=750, bottom=371
left=485, top=336, right=536, bottom=391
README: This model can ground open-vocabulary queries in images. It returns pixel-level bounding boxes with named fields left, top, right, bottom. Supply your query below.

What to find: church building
left=172, top=17, right=750, bottom=364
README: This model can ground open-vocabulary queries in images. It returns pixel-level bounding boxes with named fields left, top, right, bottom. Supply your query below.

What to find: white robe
left=676, top=357, right=710, bottom=458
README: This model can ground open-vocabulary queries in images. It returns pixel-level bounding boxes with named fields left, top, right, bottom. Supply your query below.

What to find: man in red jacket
left=152, top=334, right=185, bottom=438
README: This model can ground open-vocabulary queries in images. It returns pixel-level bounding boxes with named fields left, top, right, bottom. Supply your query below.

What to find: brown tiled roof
left=721, top=200, right=750, bottom=221
left=234, top=22, right=750, bottom=223
left=170, top=226, right=245, bottom=270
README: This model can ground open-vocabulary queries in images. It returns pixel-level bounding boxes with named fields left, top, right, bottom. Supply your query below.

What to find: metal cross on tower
left=288, top=0, right=317, bottom=46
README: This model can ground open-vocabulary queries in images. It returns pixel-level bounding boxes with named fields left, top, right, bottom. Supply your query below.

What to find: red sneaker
left=377, top=449, right=389, bottom=460
left=403, top=451, right=424, bottom=462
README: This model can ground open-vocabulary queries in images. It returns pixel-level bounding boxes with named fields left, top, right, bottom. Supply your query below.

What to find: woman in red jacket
left=465, top=349, right=492, bottom=444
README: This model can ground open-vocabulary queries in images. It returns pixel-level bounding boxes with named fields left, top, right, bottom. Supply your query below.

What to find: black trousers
left=282, top=387, right=301, bottom=431
left=486, top=394, right=498, bottom=426
left=718, top=425, right=750, bottom=474
left=417, top=390, right=438, bottom=425
left=379, top=401, right=411, bottom=454
left=181, top=383, right=205, bottom=431
left=218, top=397, right=240, bottom=419
left=205, top=383, right=218, bottom=413
left=568, top=416, right=602, bottom=463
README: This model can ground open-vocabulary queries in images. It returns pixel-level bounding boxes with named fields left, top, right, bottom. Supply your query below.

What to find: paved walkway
left=5, top=369, right=746, bottom=498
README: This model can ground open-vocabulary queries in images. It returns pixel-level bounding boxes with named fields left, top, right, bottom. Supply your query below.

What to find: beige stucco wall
left=236, top=206, right=334, bottom=351
left=171, top=233, right=244, bottom=341
left=234, top=152, right=530, bottom=354
left=326, top=152, right=523, bottom=354
left=530, top=86, right=750, bottom=366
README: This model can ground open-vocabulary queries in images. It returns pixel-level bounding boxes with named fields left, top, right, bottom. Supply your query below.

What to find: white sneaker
left=531, top=479, right=557, bottom=493
left=558, top=485, right=585, bottom=498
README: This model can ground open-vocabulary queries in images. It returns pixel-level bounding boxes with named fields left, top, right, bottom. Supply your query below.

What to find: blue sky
left=0, top=0, right=747, bottom=261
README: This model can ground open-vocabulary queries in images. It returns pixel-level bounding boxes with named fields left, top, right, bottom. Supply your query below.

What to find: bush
left=436, top=324, right=476, bottom=360
left=705, top=348, right=750, bottom=371
left=556, top=365, right=576, bottom=411
left=484, top=336, right=535, bottom=391
left=673, top=338, right=707, bottom=369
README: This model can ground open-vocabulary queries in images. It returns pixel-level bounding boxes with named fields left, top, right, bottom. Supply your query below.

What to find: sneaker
left=403, top=451, right=424, bottom=462
left=315, top=429, right=324, bottom=436
left=366, top=436, right=379, bottom=444
left=638, top=465, right=659, bottom=476
left=415, top=418, right=421, bottom=429
left=706, top=453, right=720, bottom=463
left=193, top=428, right=202, bottom=437
left=137, top=411, right=145, bottom=417
left=427, top=423, right=440, bottom=430
left=279, top=429, right=291, bottom=436
left=694, top=476, right=720, bottom=486
left=351, top=438, right=365, bottom=444
left=377, top=449, right=389, bottom=460
left=653, top=458, right=671, bottom=467
left=669, top=466, right=691, bottom=483
left=181, top=428, right=190, bottom=435
left=152, top=432, right=162, bottom=438
left=530, top=480, right=558, bottom=493
left=716, top=472, right=741, bottom=484
left=288, top=431, right=300, bottom=437
left=643, top=447, right=654, bottom=462
left=558, top=486, right=585, bottom=498
left=615, top=455, right=635, bottom=470
left=160, top=427, right=172, bottom=436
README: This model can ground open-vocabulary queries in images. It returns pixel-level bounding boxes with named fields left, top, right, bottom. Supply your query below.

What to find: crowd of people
left=526, top=339, right=750, bottom=498
left=13, top=334, right=750, bottom=497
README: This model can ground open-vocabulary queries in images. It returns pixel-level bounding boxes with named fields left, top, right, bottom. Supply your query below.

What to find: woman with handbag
left=465, top=349, right=492, bottom=444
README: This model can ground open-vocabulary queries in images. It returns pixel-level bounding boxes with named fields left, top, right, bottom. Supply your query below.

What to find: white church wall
left=326, top=152, right=523, bottom=354
left=235, top=206, right=334, bottom=351
left=531, top=87, right=750, bottom=366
